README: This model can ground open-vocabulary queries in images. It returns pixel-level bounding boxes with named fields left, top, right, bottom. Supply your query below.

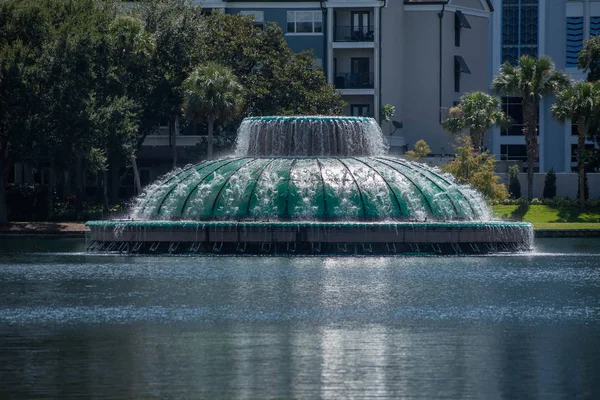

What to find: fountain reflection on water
left=87, top=116, right=533, bottom=255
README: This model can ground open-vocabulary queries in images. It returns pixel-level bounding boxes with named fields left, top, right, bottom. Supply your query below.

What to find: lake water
left=1, top=238, right=599, bottom=399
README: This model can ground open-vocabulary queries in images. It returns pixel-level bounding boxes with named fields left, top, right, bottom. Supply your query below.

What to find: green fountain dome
left=90, top=116, right=533, bottom=255
left=132, top=156, right=489, bottom=221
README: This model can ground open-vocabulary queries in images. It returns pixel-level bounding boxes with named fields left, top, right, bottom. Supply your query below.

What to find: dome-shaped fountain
left=87, top=116, right=533, bottom=254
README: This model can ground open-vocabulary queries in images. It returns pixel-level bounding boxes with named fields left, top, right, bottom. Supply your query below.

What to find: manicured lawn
left=492, top=205, right=600, bottom=229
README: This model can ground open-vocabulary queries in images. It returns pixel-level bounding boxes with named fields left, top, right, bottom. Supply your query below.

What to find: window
left=454, top=55, right=471, bottom=93
left=287, top=11, right=322, bottom=34
left=351, top=104, right=370, bottom=117
left=501, top=97, right=539, bottom=136
left=572, top=122, right=578, bottom=136
left=240, top=11, right=265, bottom=29
left=500, top=144, right=527, bottom=161
left=566, top=17, right=584, bottom=67
left=502, top=0, right=538, bottom=64
left=592, top=17, right=600, bottom=37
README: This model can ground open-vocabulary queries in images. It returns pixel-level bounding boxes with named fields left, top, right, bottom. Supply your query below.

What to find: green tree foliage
left=182, top=63, right=245, bottom=158
left=508, top=165, right=522, bottom=199
left=543, top=168, right=557, bottom=199
left=579, top=35, right=600, bottom=82
left=442, top=91, right=507, bottom=151
left=405, top=140, right=431, bottom=161
left=197, top=12, right=344, bottom=116
left=0, top=0, right=350, bottom=222
left=551, top=81, right=600, bottom=208
left=492, top=55, right=569, bottom=201
left=380, top=104, right=395, bottom=123
left=441, top=136, right=508, bottom=203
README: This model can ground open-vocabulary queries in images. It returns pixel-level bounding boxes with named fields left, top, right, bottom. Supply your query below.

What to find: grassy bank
left=492, top=204, right=600, bottom=229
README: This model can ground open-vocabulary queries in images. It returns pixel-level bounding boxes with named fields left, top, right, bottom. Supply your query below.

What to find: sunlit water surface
left=1, top=238, right=599, bottom=399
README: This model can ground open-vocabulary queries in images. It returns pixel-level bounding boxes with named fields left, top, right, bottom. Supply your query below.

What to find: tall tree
left=198, top=12, right=344, bottom=116
left=442, top=91, right=507, bottom=152
left=107, top=15, right=156, bottom=194
left=491, top=55, right=569, bottom=201
left=551, top=81, right=600, bottom=208
left=578, top=35, right=600, bottom=83
left=0, top=0, right=56, bottom=224
left=182, top=63, right=245, bottom=158
left=0, top=42, right=35, bottom=224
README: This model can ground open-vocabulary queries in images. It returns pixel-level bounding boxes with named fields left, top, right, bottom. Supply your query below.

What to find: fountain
left=86, top=116, right=533, bottom=255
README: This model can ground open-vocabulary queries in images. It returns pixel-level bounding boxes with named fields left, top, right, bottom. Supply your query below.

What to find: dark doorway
left=351, top=58, right=370, bottom=88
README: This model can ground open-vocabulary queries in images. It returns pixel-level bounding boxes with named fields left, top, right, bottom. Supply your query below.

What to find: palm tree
left=552, top=81, right=600, bottom=208
left=578, top=35, right=600, bottom=82
left=491, top=55, right=569, bottom=201
left=442, top=91, right=507, bottom=152
left=182, top=63, right=245, bottom=158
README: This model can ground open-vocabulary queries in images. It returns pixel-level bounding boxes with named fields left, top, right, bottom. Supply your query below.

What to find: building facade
left=193, top=0, right=494, bottom=155
left=490, top=0, right=600, bottom=173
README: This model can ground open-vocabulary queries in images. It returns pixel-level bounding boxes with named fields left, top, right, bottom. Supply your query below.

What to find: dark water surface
left=1, top=238, right=600, bottom=399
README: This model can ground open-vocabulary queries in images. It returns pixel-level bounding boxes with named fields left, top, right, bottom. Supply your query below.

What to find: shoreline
left=1, top=222, right=600, bottom=239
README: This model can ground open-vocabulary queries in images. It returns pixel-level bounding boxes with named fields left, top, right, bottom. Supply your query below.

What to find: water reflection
left=1, top=238, right=600, bottom=398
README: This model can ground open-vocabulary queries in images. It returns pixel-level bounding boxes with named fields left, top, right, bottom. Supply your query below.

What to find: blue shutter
left=566, top=17, right=584, bottom=67
left=591, top=16, right=600, bottom=37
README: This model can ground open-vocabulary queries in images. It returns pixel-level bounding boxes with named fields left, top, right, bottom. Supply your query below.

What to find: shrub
left=6, top=184, right=48, bottom=221
left=441, top=135, right=508, bottom=202
left=508, top=165, right=521, bottom=199
left=543, top=168, right=557, bottom=198
left=405, top=139, right=431, bottom=161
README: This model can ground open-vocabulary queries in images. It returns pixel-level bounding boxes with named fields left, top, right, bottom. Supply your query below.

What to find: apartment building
left=489, top=0, right=600, bottom=173
left=170, top=0, right=495, bottom=156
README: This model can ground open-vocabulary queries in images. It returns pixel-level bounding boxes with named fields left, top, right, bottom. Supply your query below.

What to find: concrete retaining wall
left=497, top=173, right=600, bottom=199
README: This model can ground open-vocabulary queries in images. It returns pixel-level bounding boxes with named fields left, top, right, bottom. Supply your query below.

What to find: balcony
left=334, top=73, right=374, bottom=89
left=334, top=26, right=374, bottom=42
left=142, top=135, right=204, bottom=147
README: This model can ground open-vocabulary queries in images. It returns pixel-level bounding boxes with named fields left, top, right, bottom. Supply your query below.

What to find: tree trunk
left=103, top=168, right=109, bottom=214
left=470, top=130, right=483, bottom=153
left=131, top=154, right=142, bottom=195
left=170, top=114, right=178, bottom=169
left=47, top=159, right=56, bottom=220
left=0, top=133, right=8, bottom=224
left=110, top=159, right=120, bottom=206
left=578, top=119, right=587, bottom=209
left=0, top=157, right=7, bottom=225
left=522, top=101, right=538, bottom=201
left=207, top=117, right=214, bottom=159
left=75, top=154, right=84, bottom=216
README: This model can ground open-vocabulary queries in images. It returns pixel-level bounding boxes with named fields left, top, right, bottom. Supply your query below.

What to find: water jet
left=86, top=116, right=532, bottom=255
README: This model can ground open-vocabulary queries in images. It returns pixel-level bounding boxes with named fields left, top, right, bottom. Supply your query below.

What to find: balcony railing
left=334, top=26, right=374, bottom=42
left=334, top=73, right=374, bottom=89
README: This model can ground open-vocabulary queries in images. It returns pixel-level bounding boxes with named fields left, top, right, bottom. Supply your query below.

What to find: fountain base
left=86, top=221, right=533, bottom=255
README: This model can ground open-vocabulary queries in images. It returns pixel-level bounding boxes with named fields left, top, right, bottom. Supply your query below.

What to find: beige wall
left=381, top=6, right=490, bottom=155
left=497, top=173, right=600, bottom=199
left=380, top=0, right=404, bottom=136
left=452, top=0, right=485, bottom=9
left=402, top=11, right=451, bottom=154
